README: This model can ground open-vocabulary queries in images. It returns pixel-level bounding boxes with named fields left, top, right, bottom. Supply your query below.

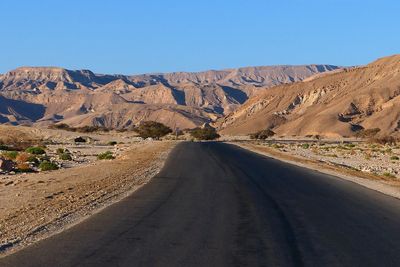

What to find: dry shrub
left=16, top=162, right=32, bottom=172
left=368, top=136, right=399, bottom=145
left=16, top=152, right=31, bottom=163
left=355, top=128, right=381, bottom=138
left=249, top=129, right=275, bottom=140
left=49, top=124, right=110, bottom=133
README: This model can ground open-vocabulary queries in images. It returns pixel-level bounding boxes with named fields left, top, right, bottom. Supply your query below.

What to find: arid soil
left=0, top=140, right=176, bottom=256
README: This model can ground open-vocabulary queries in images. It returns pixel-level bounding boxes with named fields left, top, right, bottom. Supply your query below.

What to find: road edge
left=231, top=142, right=400, bottom=200
left=0, top=141, right=177, bottom=258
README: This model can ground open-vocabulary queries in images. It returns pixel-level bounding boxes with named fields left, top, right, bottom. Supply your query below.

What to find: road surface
left=2, top=142, right=400, bottom=267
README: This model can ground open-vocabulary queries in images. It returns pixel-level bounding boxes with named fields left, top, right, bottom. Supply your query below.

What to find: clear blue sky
left=0, top=0, right=399, bottom=74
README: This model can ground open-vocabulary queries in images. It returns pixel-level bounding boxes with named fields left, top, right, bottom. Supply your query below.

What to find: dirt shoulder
left=234, top=141, right=400, bottom=200
left=0, top=141, right=176, bottom=256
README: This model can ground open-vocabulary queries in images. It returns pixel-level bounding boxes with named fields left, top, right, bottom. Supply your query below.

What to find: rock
left=0, top=158, right=16, bottom=172
left=74, top=136, right=87, bottom=143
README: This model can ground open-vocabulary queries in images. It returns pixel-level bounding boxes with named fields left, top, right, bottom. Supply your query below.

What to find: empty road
left=2, top=142, right=400, bottom=267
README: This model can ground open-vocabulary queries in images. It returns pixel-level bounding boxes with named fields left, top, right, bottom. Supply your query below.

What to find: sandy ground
left=0, top=140, right=176, bottom=256
left=235, top=141, right=400, bottom=200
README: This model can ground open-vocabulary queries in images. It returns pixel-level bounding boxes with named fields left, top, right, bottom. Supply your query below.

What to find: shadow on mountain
left=221, top=86, right=248, bottom=104
left=171, top=88, right=186, bottom=105
left=0, top=96, right=46, bottom=121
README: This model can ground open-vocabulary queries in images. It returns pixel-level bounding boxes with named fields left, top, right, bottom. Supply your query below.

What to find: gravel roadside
left=0, top=141, right=177, bottom=256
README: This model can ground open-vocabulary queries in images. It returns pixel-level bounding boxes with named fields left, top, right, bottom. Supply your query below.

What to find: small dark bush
left=390, top=156, right=399, bottom=160
left=49, top=124, right=111, bottom=133
left=76, top=126, right=110, bottom=133
left=190, top=127, right=220, bottom=140
left=27, top=155, right=40, bottom=166
left=97, top=151, right=115, bottom=160
left=56, top=148, right=65, bottom=155
left=0, top=144, right=10, bottom=151
left=49, top=123, right=72, bottom=130
left=74, top=137, right=87, bottom=143
left=25, top=147, right=46, bottom=155
left=39, top=161, right=59, bottom=171
left=136, top=121, right=172, bottom=139
left=301, top=144, right=310, bottom=149
left=250, top=129, right=275, bottom=140
left=108, top=141, right=118, bottom=146
left=59, top=153, right=73, bottom=161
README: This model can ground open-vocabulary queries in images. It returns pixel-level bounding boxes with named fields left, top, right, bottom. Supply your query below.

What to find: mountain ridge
left=219, top=54, right=400, bottom=137
left=0, top=63, right=341, bottom=129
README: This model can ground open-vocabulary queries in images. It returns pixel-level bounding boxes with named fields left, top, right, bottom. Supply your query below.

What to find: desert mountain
left=219, top=55, right=400, bottom=137
left=0, top=65, right=340, bottom=129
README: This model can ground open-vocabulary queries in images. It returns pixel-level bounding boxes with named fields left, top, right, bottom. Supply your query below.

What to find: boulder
left=73, top=136, right=96, bottom=144
left=0, top=158, right=16, bottom=172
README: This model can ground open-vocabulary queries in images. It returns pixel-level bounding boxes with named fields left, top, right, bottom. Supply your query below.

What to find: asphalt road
left=2, top=142, right=400, bottom=267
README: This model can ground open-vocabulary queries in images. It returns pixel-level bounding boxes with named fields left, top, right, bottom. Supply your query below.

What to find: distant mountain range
left=0, top=64, right=339, bottom=129
left=219, top=55, right=400, bottom=137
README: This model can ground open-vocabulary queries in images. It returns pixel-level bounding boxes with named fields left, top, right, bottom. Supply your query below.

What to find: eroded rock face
left=0, top=65, right=340, bottom=130
left=219, top=55, right=400, bottom=137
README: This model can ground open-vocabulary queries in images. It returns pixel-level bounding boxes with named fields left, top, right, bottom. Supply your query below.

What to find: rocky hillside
left=0, top=65, right=340, bottom=129
left=219, top=55, right=400, bottom=137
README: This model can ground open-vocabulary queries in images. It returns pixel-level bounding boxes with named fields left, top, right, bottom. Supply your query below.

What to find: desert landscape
left=0, top=125, right=176, bottom=254
left=1, top=55, right=400, bottom=259
left=0, top=65, right=339, bottom=129
left=1, top=1, right=400, bottom=265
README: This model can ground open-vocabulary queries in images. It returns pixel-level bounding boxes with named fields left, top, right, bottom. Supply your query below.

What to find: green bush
left=390, top=156, right=399, bottom=161
left=190, top=127, right=220, bottom=140
left=56, top=148, right=65, bottom=155
left=1, top=151, right=19, bottom=160
left=271, top=144, right=284, bottom=149
left=301, top=144, right=310, bottom=149
left=345, top=143, right=356, bottom=148
left=59, top=153, right=73, bottom=161
left=383, top=172, right=396, bottom=178
left=39, top=161, right=59, bottom=171
left=25, top=147, right=46, bottom=155
left=97, top=151, right=115, bottom=160
left=136, top=121, right=172, bottom=139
